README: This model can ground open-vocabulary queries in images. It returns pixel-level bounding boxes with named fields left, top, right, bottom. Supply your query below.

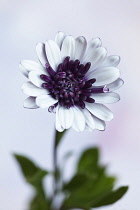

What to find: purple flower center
left=40, top=56, right=109, bottom=109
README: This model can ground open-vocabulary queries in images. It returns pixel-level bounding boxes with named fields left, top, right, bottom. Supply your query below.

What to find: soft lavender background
left=0, top=0, right=140, bottom=209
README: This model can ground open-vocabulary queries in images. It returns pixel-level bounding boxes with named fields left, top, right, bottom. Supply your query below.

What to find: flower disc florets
left=40, top=57, right=109, bottom=110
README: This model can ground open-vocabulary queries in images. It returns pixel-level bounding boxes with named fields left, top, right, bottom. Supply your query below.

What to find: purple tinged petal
left=57, top=63, right=63, bottom=72
left=85, top=97, right=95, bottom=103
left=81, top=62, right=91, bottom=74
left=40, top=74, right=51, bottom=82
left=63, top=56, right=70, bottom=68
left=83, top=78, right=96, bottom=88
left=42, top=83, right=52, bottom=89
left=91, top=87, right=104, bottom=93
left=78, top=101, right=85, bottom=109
left=46, top=66, right=56, bottom=77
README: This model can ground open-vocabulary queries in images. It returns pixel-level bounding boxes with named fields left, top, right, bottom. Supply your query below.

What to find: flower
left=20, top=32, right=124, bottom=132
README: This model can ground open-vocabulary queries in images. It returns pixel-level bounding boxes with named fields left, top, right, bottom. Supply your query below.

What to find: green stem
left=52, top=130, right=66, bottom=208
left=53, top=130, right=58, bottom=195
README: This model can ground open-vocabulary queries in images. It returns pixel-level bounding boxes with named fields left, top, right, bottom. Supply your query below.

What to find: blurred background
left=0, top=0, right=140, bottom=209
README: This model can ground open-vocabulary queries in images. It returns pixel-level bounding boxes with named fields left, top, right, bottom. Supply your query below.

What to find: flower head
left=20, top=32, right=124, bottom=132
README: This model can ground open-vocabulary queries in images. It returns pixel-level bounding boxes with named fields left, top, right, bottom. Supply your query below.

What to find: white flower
left=20, top=32, right=124, bottom=132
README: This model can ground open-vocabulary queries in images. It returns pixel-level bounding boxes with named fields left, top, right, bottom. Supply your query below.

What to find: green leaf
left=29, top=170, right=48, bottom=188
left=63, top=174, right=88, bottom=192
left=14, top=154, right=48, bottom=186
left=62, top=174, right=116, bottom=209
left=29, top=193, right=50, bottom=210
left=77, top=148, right=105, bottom=177
left=14, top=154, right=50, bottom=210
left=14, top=154, right=40, bottom=180
left=60, top=147, right=128, bottom=210
left=92, top=186, right=129, bottom=207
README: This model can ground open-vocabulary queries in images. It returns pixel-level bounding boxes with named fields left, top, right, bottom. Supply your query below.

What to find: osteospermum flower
left=20, top=32, right=124, bottom=132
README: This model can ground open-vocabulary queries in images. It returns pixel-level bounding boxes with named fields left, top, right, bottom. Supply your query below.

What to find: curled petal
left=83, top=108, right=95, bottom=130
left=97, top=55, right=120, bottom=68
left=19, top=64, right=28, bottom=78
left=58, top=106, right=74, bottom=129
left=45, top=40, right=62, bottom=71
left=55, top=105, right=65, bottom=132
left=83, top=47, right=107, bottom=71
left=92, top=115, right=106, bottom=130
left=87, top=37, right=102, bottom=49
left=36, top=43, right=48, bottom=67
left=61, top=36, right=75, bottom=61
left=28, top=71, right=44, bottom=88
left=107, top=78, right=124, bottom=91
left=22, top=82, right=48, bottom=96
left=85, top=102, right=114, bottom=121
left=55, top=31, right=66, bottom=49
left=90, top=92, right=120, bottom=104
left=89, top=67, right=120, bottom=86
left=24, top=97, right=38, bottom=109
left=36, top=94, right=58, bottom=108
left=75, top=36, right=87, bottom=61
left=72, top=106, right=85, bottom=132
left=20, top=60, right=46, bottom=74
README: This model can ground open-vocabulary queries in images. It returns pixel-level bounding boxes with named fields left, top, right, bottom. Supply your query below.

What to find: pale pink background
left=0, top=0, right=140, bottom=209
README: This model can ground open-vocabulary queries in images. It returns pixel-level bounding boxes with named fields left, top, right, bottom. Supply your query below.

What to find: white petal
left=92, top=115, right=106, bottom=130
left=97, top=55, right=120, bottom=68
left=87, top=38, right=102, bottom=50
left=45, top=40, right=62, bottom=71
left=55, top=105, right=65, bottom=132
left=82, top=108, right=95, bottom=130
left=91, top=92, right=120, bottom=104
left=82, top=37, right=101, bottom=62
left=85, top=102, right=114, bottom=121
left=61, top=36, right=75, bottom=61
left=20, top=60, right=46, bottom=74
left=36, top=95, right=57, bottom=108
left=75, top=36, right=87, bottom=61
left=58, top=106, right=74, bottom=129
left=107, top=78, right=124, bottom=91
left=85, top=125, right=93, bottom=132
left=89, top=67, right=120, bottom=86
left=23, top=97, right=38, bottom=109
left=72, top=106, right=85, bottom=132
left=55, top=31, right=66, bottom=49
left=83, top=47, right=107, bottom=70
left=22, top=81, right=47, bottom=96
left=36, top=43, right=48, bottom=67
left=19, top=64, right=28, bottom=78
left=29, top=71, right=43, bottom=88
